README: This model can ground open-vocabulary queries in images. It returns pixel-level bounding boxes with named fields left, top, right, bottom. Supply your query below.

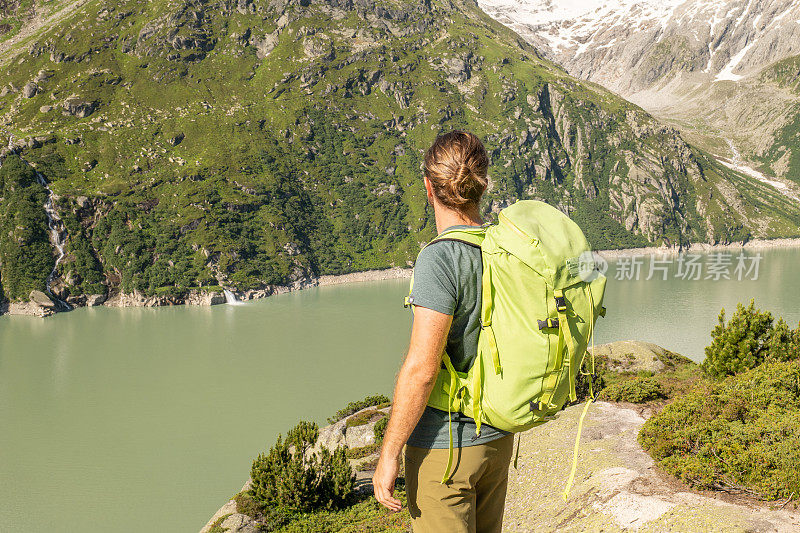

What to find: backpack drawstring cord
left=562, top=285, right=596, bottom=501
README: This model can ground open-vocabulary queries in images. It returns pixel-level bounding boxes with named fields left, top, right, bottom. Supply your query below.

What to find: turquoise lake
left=1, top=246, right=799, bottom=532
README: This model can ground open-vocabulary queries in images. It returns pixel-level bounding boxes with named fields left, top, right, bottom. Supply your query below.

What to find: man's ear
left=423, top=175, right=434, bottom=204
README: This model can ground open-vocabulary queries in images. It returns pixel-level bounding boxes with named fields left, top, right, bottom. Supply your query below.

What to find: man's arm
left=372, top=305, right=452, bottom=511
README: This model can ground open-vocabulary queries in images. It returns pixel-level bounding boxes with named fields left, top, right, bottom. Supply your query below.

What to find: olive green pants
left=404, top=434, right=514, bottom=533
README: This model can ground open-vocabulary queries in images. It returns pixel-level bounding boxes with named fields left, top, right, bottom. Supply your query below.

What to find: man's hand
left=373, top=451, right=402, bottom=511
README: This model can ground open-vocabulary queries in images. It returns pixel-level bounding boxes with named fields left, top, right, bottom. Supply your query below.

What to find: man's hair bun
left=424, top=131, right=489, bottom=210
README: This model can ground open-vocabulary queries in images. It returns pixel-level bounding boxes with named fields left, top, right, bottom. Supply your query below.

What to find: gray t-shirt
left=406, top=225, right=509, bottom=449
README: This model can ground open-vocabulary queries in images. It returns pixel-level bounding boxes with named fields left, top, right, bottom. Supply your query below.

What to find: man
left=372, top=131, right=513, bottom=533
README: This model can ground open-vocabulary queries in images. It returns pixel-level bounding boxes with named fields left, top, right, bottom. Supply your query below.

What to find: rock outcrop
left=2, top=290, right=58, bottom=317
left=504, top=401, right=800, bottom=532
left=589, top=340, right=678, bottom=374
left=21, top=81, right=38, bottom=98
left=62, top=97, right=97, bottom=118
left=199, top=404, right=390, bottom=533
left=103, top=289, right=226, bottom=308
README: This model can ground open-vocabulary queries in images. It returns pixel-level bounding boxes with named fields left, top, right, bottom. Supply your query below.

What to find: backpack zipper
left=499, top=212, right=539, bottom=246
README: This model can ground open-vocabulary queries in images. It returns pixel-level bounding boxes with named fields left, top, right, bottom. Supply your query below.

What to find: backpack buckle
left=537, top=318, right=559, bottom=330
left=554, top=296, right=567, bottom=312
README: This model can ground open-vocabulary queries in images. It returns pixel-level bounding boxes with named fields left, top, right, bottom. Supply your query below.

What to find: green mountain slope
left=1, top=0, right=798, bottom=307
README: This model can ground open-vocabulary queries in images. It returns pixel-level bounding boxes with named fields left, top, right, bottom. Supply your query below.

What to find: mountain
left=478, top=0, right=800, bottom=95
left=1, top=0, right=799, bottom=310
left=478, top=0, right=800, bottom=187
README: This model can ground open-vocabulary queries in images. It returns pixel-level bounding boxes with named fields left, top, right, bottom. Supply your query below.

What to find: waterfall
left=1, top=128, right=70, bottom=310
left=35, top=172, right=71, bottom=311
left=222, top=288, right=242, bottom=305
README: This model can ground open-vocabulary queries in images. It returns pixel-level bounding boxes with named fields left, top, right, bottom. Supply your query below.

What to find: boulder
left=34, top=69, right=53, bottom=83
left=250, top=32, right=278, bottom=59
left=62, top=97, right=97, bottom=118
left=316, top=419, right=347, bottom=452
left=199, top=481, right=254, bottom=533
left=22, top=82, right=39, bottom=98
left=167, top=132, right=184, bottom=146
left=30, top=290, right=56, bottom=308
left=199, top=500, right=237, bottom=533
left=218, top=513, right=260, bottom=533
left=345, top=420, right=377, bottom=449
left=588, top=340, right=684, bottom=373
left=86, top=294, right=107, bottom=307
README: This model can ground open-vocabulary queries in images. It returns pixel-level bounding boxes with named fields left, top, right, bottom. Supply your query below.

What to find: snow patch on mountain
left=479, top=0, right=685, bottom=57
left=715, top=41, right=754, bottom=82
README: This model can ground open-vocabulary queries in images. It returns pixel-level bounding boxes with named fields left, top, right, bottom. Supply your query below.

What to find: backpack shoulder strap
left=428, top=226, right=487, bottom=250
left=403, top=226, right=487, bottom=309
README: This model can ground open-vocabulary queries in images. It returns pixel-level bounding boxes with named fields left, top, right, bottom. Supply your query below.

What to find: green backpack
left=406, top=200, right=607, bottom=490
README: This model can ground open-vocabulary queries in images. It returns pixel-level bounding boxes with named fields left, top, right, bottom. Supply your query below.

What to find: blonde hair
left=424, top=131, right=489, bottom=210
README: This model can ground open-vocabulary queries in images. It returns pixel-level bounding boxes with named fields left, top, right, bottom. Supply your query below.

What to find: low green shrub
left=572, top=349, right=699, bottom=405
left=249, top=421, right=355, bottom=515
left=598, top=375, right=665, bottom=403
left=702, top=300, right=800, bottom=379
left=328, top=395, right=390, bottom=424
left=206, top=513, right=232, bottom=533
left=345, top=443, right=380, bottom=459
left=639, top=359, right=800, bottom=500
left=373, top=416, right=388, bottom=444
left=234, top=492, right=294, bottom=531
left=768, top=317, right=800, bottom=363
left=345, top=410, right=384, bottom=428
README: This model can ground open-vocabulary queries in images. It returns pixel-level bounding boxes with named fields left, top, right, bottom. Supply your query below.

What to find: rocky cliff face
left=1, top=0, right=799, bottom=313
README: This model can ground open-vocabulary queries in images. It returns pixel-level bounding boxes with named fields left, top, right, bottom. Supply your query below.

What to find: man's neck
left=435, top=206, right=483, bottom=234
